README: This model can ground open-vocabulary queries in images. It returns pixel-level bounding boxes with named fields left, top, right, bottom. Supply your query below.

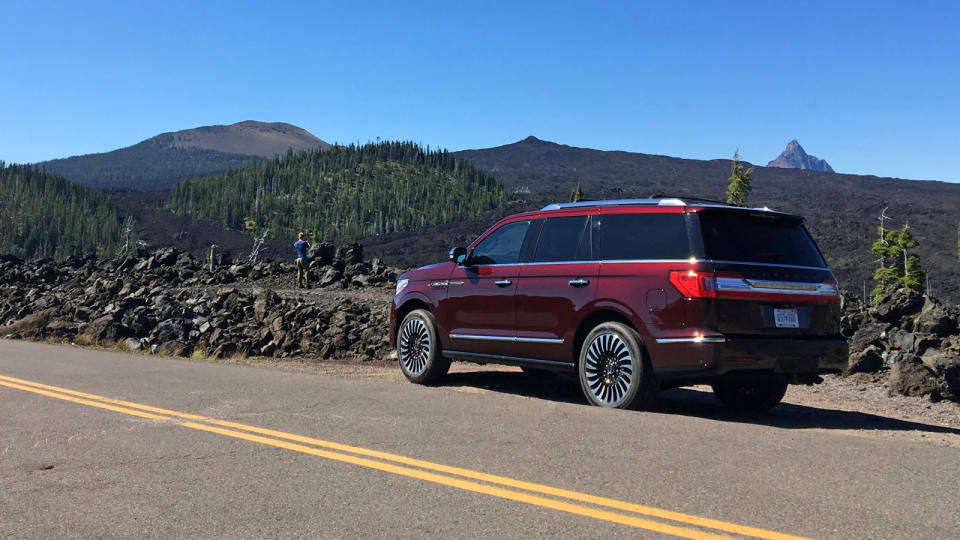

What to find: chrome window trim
left=599, top=259, right=704, bottom=264
left=456, top=259, right=829, bottom=269
left=708, top=259, right=828, bottom=270
left=460, top=259, right=700, bottom=268
left=655, top=336, right=727, bottom=344
left=450, top=333, right=563, bottom=344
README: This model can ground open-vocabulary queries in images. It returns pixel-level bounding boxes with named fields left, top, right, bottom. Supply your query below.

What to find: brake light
left=670, top=270, right=840, bottom=303
left=669, top=270, right=718, bottom=298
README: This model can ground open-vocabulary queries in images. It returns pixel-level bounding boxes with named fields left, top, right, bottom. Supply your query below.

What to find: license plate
left=774, top=308, right=799, bottom=328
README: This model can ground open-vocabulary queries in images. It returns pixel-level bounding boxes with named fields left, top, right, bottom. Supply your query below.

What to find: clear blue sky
left=2, top=0, right=958, bottom=181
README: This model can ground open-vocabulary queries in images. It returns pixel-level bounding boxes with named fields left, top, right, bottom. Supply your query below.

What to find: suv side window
left=470, top=220, right=531, bottom=265
left=532, top=215, right=590, bottom=262
left=597, top=213, right=690, bottom=260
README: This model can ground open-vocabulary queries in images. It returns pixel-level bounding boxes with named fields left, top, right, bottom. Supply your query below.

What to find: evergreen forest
left=167, top=141, right=508, bottom=242
left=0, top=162, right=131, bottom=259
left=38, top=142, right=260, bottom=190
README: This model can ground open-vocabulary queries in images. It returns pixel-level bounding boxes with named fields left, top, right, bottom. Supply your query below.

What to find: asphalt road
left=1, top=339, right=958, bottom=539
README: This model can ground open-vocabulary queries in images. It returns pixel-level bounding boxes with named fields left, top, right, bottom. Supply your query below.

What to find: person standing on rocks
left=294, top=232, right=311, bottom=288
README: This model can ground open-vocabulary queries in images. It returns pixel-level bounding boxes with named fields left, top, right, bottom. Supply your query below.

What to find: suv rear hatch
left=684, top=208, right=842, bottom=339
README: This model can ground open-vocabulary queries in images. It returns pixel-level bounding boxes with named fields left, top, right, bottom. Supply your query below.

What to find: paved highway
left=1, top=339, right=958, bottom=538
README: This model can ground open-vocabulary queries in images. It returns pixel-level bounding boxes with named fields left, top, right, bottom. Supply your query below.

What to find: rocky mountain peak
left=767, top=140, right=835, bottom=173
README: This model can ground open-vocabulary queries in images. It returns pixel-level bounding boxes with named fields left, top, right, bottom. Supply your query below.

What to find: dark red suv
left=390, top=198, right=847, bottom=411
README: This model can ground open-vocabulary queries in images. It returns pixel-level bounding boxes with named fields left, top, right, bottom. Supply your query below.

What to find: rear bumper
left=654, top=334, right=849, bottom=382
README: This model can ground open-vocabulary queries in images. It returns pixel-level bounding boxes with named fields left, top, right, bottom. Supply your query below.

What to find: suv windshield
left=698, top=210, right=826, bottom=267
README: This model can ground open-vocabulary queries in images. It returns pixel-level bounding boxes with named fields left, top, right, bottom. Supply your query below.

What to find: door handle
left=569, top=279, right=590, bottom=287
left=494, top=279, right=513, bottom=287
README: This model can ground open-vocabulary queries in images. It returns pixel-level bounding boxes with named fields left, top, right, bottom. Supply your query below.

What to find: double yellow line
left=0, top=373, right=808, bottom=540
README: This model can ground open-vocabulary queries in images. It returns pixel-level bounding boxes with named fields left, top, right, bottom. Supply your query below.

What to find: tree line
left=167, top=141, right=508, bottom=242
left=0, top=162, right=132, bottom=259
left=38, top=142, right=260, bottom=190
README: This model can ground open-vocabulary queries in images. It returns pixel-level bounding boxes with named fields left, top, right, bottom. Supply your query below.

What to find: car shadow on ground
left=439, top=370, right=960, bottom=436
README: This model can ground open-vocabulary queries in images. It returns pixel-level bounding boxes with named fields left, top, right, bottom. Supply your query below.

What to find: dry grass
left=72, top=334, right=96, bottom=346
left=109, top=339, right=132, bottom=351
left=190, top=347, right=209, bottom=361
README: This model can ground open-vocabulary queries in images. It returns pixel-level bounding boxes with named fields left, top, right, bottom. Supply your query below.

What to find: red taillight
left=670, top=270, right=840, bottom=304
left=669, top=270, right=717, bottom=298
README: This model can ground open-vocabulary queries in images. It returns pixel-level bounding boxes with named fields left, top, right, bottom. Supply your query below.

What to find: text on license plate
left=774, top=308, right=799, bottom=328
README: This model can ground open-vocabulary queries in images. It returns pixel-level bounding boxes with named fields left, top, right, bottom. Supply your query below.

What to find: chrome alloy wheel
left=399, top=317, right=431, bottom=375
left=583, top=332, right=635, bottom=405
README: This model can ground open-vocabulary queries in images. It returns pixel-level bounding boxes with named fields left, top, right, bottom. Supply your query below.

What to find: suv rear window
left=698, top=211, right=826, bottom=267
left=597, top=213, right=690, bottom=260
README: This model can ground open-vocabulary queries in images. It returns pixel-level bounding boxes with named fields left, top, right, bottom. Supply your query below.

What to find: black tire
left=711, top=377, right=788, bottom=413
left=577, top=322, right=656, bottom=410
left=397, top=309, right=450, bottom=384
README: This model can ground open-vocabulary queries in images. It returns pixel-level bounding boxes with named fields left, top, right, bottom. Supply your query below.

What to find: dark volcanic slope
left=451, top=137, right=960, bottom=302
left=36, top=121, right=328, bottom=191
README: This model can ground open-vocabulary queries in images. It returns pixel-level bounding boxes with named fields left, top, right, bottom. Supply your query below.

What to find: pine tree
left=725, top=150, right=753, bottom=207
left=871, top=223, right=925, bottom=301
left=569, top=182, right=584, bottom=202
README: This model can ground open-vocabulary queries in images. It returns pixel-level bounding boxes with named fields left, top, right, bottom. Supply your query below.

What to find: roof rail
left=540, top=198, right=687, bottom=211
left=540, top=197, right=777, bottom=213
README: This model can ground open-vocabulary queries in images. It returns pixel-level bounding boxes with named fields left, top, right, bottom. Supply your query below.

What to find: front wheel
left=711, top=377, right=788, bottom=413
left=577, top=322, right=656, bottom=410
left=397, top=309, right=450, bottom=384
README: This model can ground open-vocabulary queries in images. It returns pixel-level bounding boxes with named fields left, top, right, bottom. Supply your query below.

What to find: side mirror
left=449, top=246, right=467, bottom=265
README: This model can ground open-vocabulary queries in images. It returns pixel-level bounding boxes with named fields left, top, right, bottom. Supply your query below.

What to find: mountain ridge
left=145, top=120, right=330, bottom=158
left=36, top=121, right=328, bottom=191
left=766, top=140, right=834, bottom=173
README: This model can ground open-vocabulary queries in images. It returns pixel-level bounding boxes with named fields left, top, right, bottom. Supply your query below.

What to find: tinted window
left=471, top=220, right=531, bottom=265
left=698, top=211, right=826, bottom=267
left=598, top=213, right=690, bottom=260
left=533, top=216, right=589, bottom=262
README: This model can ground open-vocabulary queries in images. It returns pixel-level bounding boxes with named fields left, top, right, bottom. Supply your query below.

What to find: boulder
left=155, top=340, right=189, bottom=356
left=873, top=287, right=924, bottom=323
left=211, top=342, right=239, bottom=359
left=1, top=308, right=58, bottom=337
left=336, top=242, right=364, bottom=265
left=81, top=314, right=129, bottom=342
left=153, top=247, right=180, bottom=266
left=888, top=355, right=937, bottom=398
left=253, top=288, right=280, bottom=321
left=848, top=345, right=883, bottom=374
left=848, top=322, right=886, bottom=355
left=885, top=329, right=915, bottom=352
left=319, top=268, right=342, bottom=288
left=310, top=242, right=335, bottom=265
left=913, top=301, right=957, bottom=337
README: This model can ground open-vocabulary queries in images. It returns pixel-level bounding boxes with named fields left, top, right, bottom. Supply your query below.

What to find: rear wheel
left=397, top=309, right=450, bottom=384
left=711, top=377, right=788, bottom=413
left=577, top=322, right=656, bottom=409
